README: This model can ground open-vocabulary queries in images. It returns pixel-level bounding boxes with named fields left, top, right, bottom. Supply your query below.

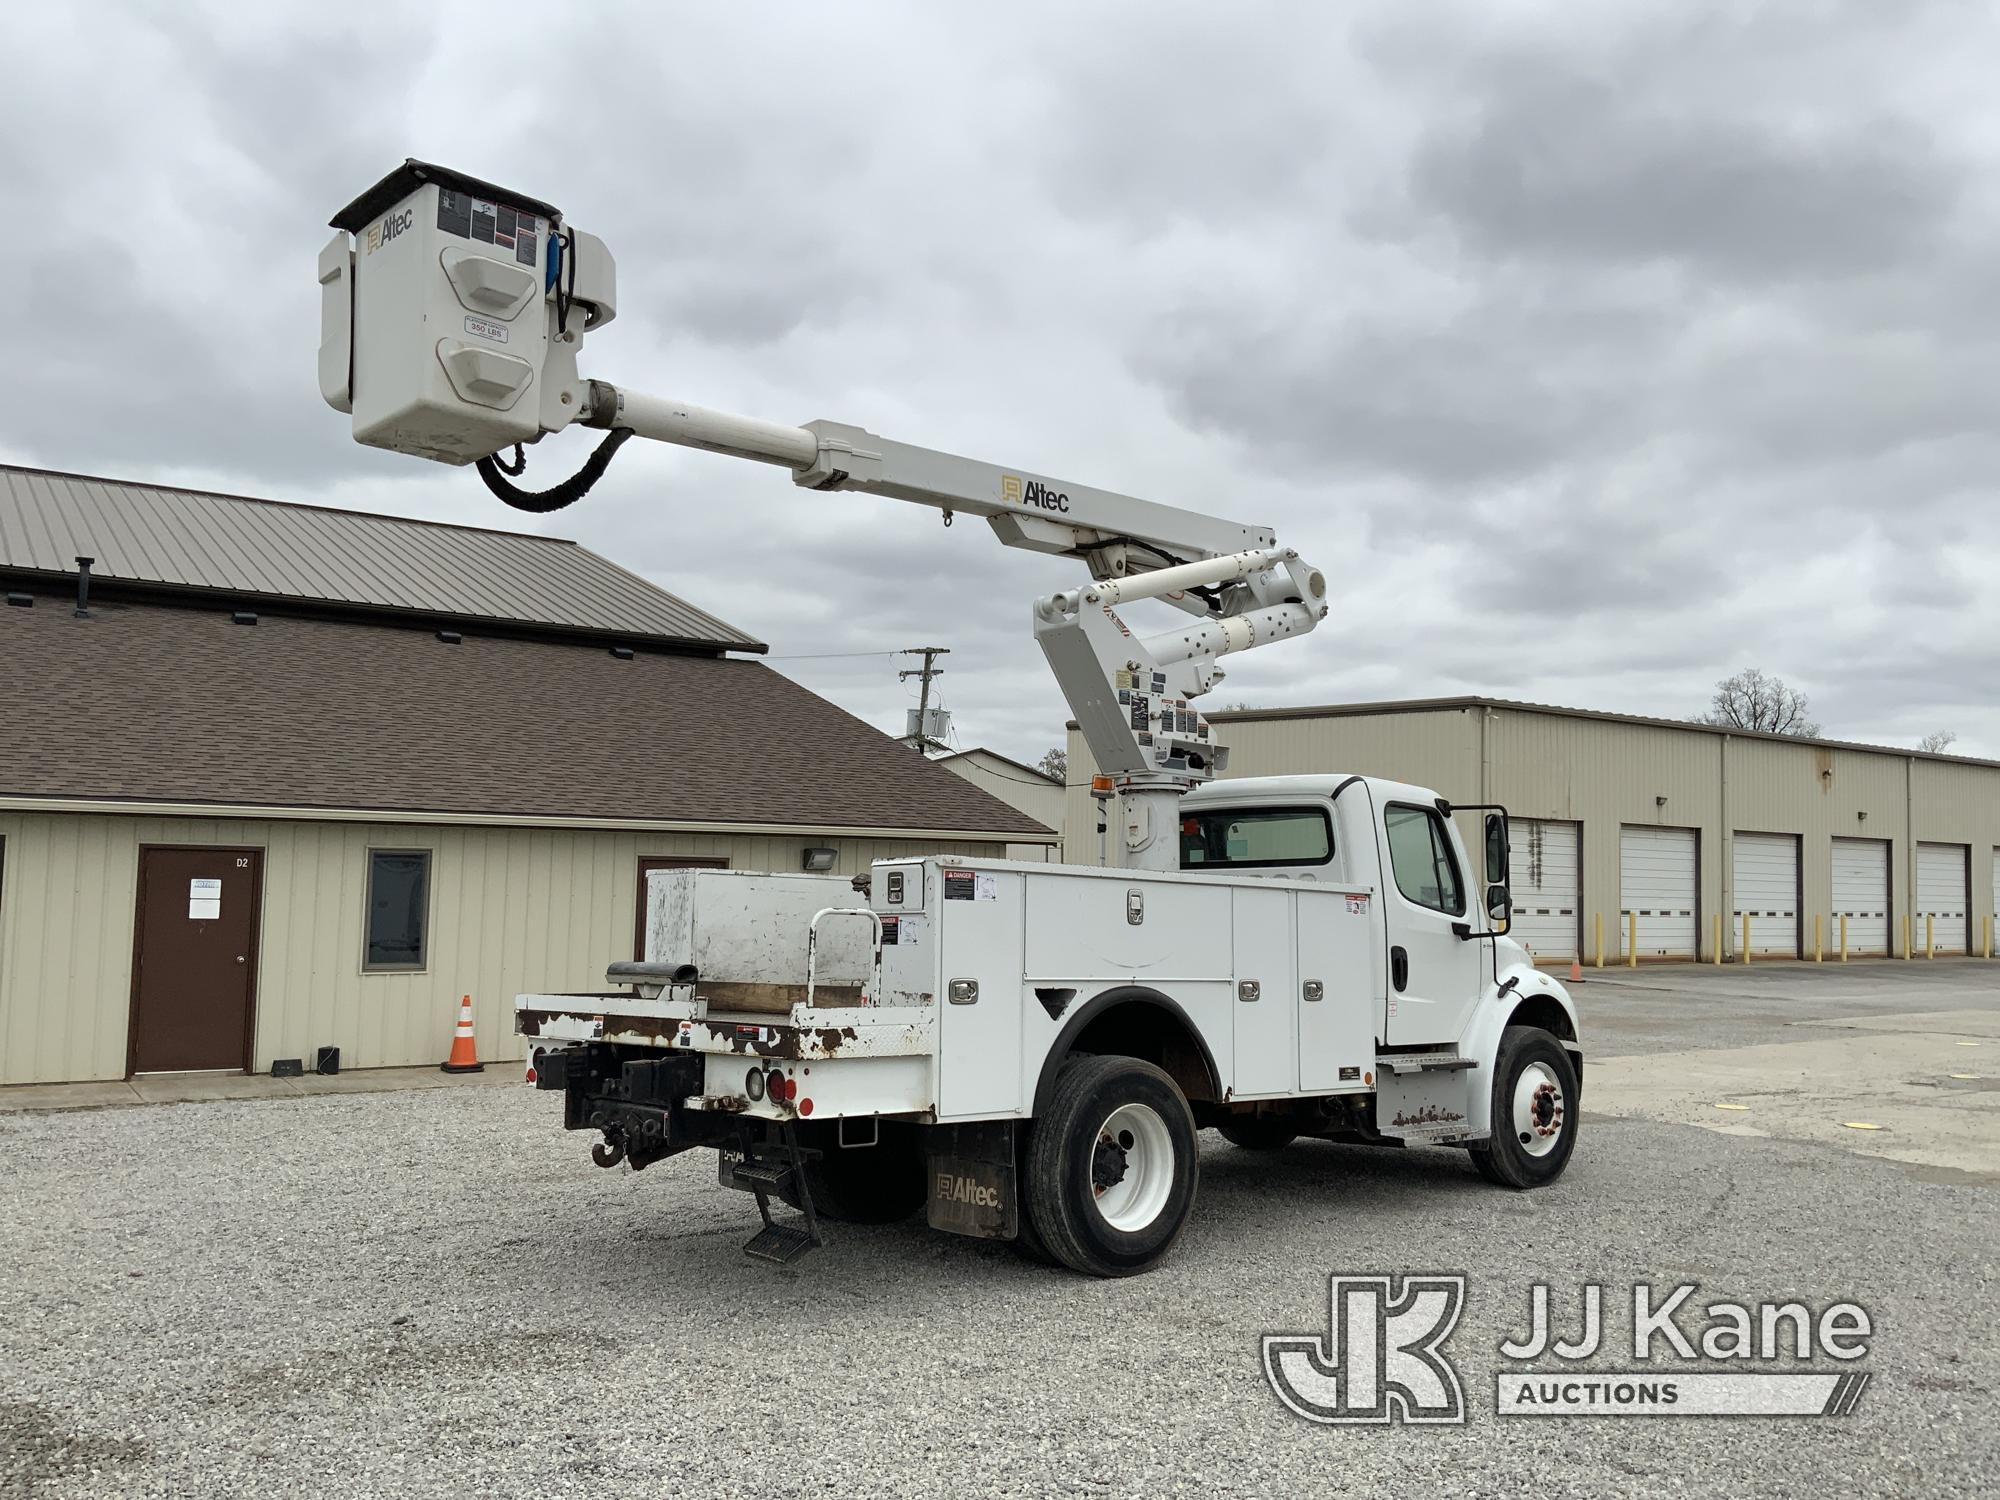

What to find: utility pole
left=899, top=646, right=951, bottom=753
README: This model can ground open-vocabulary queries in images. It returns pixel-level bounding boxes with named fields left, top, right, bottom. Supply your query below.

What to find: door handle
left=235, top=956, right=247, bottom=964
left=1390, top=946, right=1408, bottom=992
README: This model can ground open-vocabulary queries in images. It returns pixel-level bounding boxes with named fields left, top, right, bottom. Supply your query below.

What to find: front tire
left=1468, top=1026, right=1578, bottom=1188
left=1023, top=1055, right=1199, bottom=1277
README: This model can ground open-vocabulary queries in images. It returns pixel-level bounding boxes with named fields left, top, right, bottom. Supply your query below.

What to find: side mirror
left=1484, top=812, right=1509, bottom=885
left=1486, top=883, right=1511, bottom=928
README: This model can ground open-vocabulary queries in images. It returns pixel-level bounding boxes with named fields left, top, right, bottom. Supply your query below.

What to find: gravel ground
left=1, top=1082, right=1993, bottom=1498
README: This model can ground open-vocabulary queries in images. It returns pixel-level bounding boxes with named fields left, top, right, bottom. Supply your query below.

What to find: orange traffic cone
left=441, top=994, right=484, bottom=1074
left=1568, top=957, right=1584, bottom=983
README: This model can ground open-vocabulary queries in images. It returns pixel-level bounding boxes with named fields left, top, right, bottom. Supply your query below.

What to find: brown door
left=635, top=856, right=727, bottom=958
left=130, top=847, right=263, bottom=1073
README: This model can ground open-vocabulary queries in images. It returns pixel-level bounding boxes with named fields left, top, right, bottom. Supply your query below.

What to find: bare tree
left=1036, top=746, right=1067, bottom=781
left=1699, top=669, right=1822, bottom=736
left=1917, top=730, right=1957, bottom=754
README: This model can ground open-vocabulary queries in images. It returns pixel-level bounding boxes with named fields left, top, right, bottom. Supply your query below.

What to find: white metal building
left=1064, top=696, right=2000, bottom=964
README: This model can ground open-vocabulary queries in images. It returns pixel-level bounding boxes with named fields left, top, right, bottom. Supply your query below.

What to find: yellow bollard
left=1840, top=913, right=1848, bottom=963
left=1627, top=910, right=1638, bottom=968
left=1595, top=912, right=1604, bottom=969
left=1712, top=912, right=1722, bottom=965
left=1902, top=914, right=1912, bottom=961
left=1814, top=913, right=1822, bottom=963
left=1741, top=910, right=1752, bottom=965
left=1926, top=913, right=1934, bottom=960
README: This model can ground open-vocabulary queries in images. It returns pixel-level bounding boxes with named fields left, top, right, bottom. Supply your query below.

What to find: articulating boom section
left=318, top=161, right=1329, bottom=869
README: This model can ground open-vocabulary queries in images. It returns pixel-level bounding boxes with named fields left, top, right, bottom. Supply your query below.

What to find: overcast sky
left=5, top=1, right=1998, bottom=763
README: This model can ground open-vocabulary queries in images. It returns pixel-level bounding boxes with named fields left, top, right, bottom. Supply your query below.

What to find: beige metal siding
left=1065, top=700, right=2000, bottom=959
left=0, top=810, right=1001, bottom=1086
left=933, top=752, right=1062, bottom=862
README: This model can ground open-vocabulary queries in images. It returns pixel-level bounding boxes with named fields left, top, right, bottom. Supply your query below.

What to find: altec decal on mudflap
left=926, top=1154, right=1016, bottom=1240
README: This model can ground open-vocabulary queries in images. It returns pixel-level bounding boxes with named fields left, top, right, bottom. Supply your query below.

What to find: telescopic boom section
left=317, top=160, right=1330, bottom=871
left=592, top=381, right=1330, bottom=870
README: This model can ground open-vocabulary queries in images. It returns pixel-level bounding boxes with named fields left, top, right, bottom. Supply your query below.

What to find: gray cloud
left=3, top=0, right=1999, bottom=766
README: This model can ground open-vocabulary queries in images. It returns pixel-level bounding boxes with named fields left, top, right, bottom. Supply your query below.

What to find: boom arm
left=318, top=161, right=1329, bottom=870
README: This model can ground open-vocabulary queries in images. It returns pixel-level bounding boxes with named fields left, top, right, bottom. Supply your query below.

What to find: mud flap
left=924, top=1121, right=1018, bottom=1240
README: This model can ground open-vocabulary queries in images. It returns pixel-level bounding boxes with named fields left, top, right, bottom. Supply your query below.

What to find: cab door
left=1379, top=802, right=1484, bottom=1046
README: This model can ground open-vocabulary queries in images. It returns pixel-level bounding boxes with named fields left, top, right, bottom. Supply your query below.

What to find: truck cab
left=1178, top=774, right=1544, bottom=1049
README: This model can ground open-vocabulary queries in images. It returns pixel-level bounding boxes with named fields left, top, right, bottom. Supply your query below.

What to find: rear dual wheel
left=1019, top=1055, right=1199, bottom=1277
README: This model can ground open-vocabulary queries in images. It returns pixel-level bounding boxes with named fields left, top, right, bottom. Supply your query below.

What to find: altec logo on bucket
left=1263, top=1276, right=1873, bottom=1424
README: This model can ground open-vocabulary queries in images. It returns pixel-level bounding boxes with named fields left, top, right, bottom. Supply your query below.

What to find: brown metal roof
left=0, top=464, right=762, bottom=653
left=0, top=593, right=1050, bottom=836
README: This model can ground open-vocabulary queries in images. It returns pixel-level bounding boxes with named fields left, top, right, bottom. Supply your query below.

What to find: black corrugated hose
left=475, top=427, right=635, bottom=513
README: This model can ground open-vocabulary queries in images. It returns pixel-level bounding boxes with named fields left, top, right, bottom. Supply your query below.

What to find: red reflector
left=524, top=1067, right=537, bottom=1084
left=798, top=1097, right=813, bottom=1116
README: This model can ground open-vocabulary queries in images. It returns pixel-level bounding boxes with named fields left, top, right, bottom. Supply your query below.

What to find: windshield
left=1180, top=805, right=1333, bottom=869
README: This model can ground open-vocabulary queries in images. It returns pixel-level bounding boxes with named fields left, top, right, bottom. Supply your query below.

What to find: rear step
left=743, top=1222, right=818, bottom=1264
left=720, top=1125, right=823, bottom=1264
left=1380, top=1054, right=1477, bottom=1074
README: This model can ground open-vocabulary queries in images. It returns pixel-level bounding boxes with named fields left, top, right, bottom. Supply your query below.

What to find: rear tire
left=1217, top=1117, right=1298, bottom=1151
left=1023, top=1055, right=1199, bottom=1278
left=1467, top=1026, right=1578, bottom=1189
left=784, top=1121, right=927, bottom=1224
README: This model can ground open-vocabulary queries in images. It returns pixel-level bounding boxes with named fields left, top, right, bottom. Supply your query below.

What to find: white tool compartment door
left=1831, top=838, right=1890, bottom=955
left=1230, top=886, right=1296, bottom=1097
left=936, top=868, right=1025, bottom=1119
left=1506, top=819, right=1579, bottom=962
left=1916, top=843, right=1969, bottom=954
left=1620, top=826, right=1698, bottom=959
left=1732, top=833, right=1799, bottom=957
left=1295, top=885, right=1378, bottom=1092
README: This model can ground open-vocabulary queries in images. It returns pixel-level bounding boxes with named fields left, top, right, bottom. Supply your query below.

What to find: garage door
left=1621, top=826, right=1697, bottom=959
left=1916, top=842, right=1969, bottom=955
left=1508, top=819, right=1579, bottom=962
left=1830, top=838, right=1890, bottom=957
left=1732, top=832, right=1799, bottom=958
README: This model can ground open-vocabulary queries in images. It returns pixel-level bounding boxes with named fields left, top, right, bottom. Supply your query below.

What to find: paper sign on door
left=188, top=878, right=222, bottom=920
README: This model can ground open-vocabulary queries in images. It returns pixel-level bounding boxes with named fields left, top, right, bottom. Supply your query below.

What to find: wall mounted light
left=1655, top=795, right=1669, bottom=808
left=802, top=847, right=837, bottom=873
left=1858, top=811, right=1868, bottom=823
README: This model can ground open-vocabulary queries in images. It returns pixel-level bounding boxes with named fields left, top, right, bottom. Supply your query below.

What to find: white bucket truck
left=319, top=162, right=1581, bottom=1275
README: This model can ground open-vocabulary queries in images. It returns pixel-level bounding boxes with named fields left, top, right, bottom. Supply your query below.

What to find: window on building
left=1179, top=806, right=1333, bottom=869
left=1384, top=805, right=1465, bottom=915
left=364, top=850, right=431, bottom=971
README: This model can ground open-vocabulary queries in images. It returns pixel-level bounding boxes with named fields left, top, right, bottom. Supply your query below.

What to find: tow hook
left=591, top=1139, right=626, bottom=1169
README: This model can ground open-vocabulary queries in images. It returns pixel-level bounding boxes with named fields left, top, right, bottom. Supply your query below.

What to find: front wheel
left=1023, top=1055, right=1200, bottom=1277
left=1468, top=1026, right=1578, bottom=1188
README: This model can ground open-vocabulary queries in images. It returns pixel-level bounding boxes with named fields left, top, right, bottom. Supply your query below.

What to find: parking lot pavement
left=2, top=969, right=1994, bottom=1499
left=1580, top=961, right=2000, bottom=1181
